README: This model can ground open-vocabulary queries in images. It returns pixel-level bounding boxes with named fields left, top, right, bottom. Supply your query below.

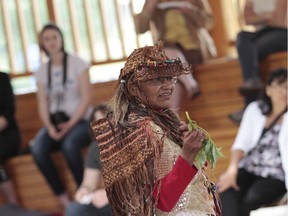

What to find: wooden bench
left=1, top=51, right=286, bottom=212
left=6, top=152, right=77, bottom=212
left=260, top=51, right=288, bottom=81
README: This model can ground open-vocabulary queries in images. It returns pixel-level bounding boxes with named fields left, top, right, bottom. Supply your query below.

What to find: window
left=0, top=0, right=244, bottom=93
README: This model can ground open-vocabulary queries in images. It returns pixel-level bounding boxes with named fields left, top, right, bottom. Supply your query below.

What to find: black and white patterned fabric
left=239, top=124, right=285, bottom=181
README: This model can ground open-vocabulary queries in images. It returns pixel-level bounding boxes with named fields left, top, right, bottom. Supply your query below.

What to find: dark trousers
left=66, top=202, right=112, bottom=216
left=30, top=120, right=91, bottom=195
left=236, top=27, right=287, bottom=106
left=0, top=128, right=21, bottom=164
left=0, top=128, right=20, bottom=182
left=220, top=169, right=287, bottom=216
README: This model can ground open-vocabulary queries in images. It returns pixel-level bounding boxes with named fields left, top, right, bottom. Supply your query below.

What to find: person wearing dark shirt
left=66, top=103, right=112, bottom=216
left=65, top=143, right=112, bottom=216
left=0, top=72, right=21, bottom=205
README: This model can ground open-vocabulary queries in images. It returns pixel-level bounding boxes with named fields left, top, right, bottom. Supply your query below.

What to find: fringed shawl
left=91, top=113, right=164, bottom=216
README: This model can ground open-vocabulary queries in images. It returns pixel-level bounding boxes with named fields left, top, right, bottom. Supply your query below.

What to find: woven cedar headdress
left=119, top=41, right=188, bottom=94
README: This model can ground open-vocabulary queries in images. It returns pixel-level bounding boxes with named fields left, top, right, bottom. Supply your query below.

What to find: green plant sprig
left=185, top=111, right=224, bottom=170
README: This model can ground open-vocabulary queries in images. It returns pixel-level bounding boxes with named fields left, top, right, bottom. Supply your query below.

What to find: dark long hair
left=39, top=22, right=65, bottom=56
left=258, top=68, right=287, bottom=115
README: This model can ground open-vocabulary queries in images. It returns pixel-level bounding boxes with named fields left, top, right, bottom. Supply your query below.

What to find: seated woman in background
left=218, top=68, right=287, bottom=216
left=66, top=103, right=112, bottom=216
left=30, top=23, right=93, bottom=208
left=229, top=0, right=287, bottom=124
left=0, top=72, right=21, bottom=205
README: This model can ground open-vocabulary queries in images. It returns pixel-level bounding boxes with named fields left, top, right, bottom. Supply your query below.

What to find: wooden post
left=46, top=0, right=56, bottom=22
left=209, top=1, right=229, bottom=58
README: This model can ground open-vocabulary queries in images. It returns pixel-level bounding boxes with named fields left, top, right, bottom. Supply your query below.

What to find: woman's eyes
left=156, top=77, right=165, bottom=82
left=156, top=77, right=172, bottom=82
left=146, top=77, right=177, bottom=86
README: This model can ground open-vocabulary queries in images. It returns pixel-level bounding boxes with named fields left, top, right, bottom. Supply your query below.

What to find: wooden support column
left=46, top=0, right=56, bottom=22
left=67, top=0, right=80, bottom=53
left=16, top=0, right=30, bottom=71
left=83, top=0, right=96, bottom=61
left=209, top=1, right=229, bottom=57
left=99, top=0, right=111, bottom=60
left=1, top=0, right=15, bottom=73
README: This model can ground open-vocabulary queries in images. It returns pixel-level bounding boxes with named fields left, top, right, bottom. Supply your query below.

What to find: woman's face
left=41, top=29, right=63, bottom=55
left=138, top=76, right=177, bottom=110
left=267, top=79, right=287, bottom=106
left=94, top=110, right=106, bottom=121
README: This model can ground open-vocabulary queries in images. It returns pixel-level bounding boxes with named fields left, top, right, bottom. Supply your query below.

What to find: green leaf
left=185, top=111, right=224, bottom=171
left=188, top=123, right=193, bottom=133
left=211, top=145, right=222, bottom=170
left=195, top=149, right=207, bottom=169
left=203, top=139, right=211, bottom=155
left=185, top=111, right=192, bottom=123
left=216, top=147, right=224, bottom=157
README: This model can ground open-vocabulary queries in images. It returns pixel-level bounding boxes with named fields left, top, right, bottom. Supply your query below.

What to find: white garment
left=197, top=28, right=217, bottom=60
left=250, top=204, right=288, bottom=216
left=232, top=101, right=288, bottom=190
left=251, top=0, right=277, bottom=14
left=35, top=53, right=92, bottom=120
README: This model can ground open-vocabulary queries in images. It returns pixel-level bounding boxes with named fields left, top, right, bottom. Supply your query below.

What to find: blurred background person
left=0, top=71, right=21, bottom=206
left=66, top=103, right=112, bottom=216
left=229, top=0, right=287, bottom=124
left=30, top=23, right=93, bottom=208
left=134, top=0, right=216, bottom=117
left=218, top=68, right=288, bottom=216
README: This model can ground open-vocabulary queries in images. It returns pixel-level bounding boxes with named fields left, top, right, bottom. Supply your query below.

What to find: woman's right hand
left=179, top=121, right=205, bottom=165
left=75, top=187, right=90, bottom=203
left=217, top=168, right=239, bottom=193
left=91, top=189, right=109, bottom=208
left=0, top=115, right=8, bottom=132
left=47, top=125, right=62, bottom=141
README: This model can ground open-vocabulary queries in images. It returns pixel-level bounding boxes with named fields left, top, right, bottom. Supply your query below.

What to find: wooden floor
left=0, top=51, right=286, bottom=212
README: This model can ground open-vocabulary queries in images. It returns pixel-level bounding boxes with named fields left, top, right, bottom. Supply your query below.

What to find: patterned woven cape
left=91, top=113, right=164, bottom=216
